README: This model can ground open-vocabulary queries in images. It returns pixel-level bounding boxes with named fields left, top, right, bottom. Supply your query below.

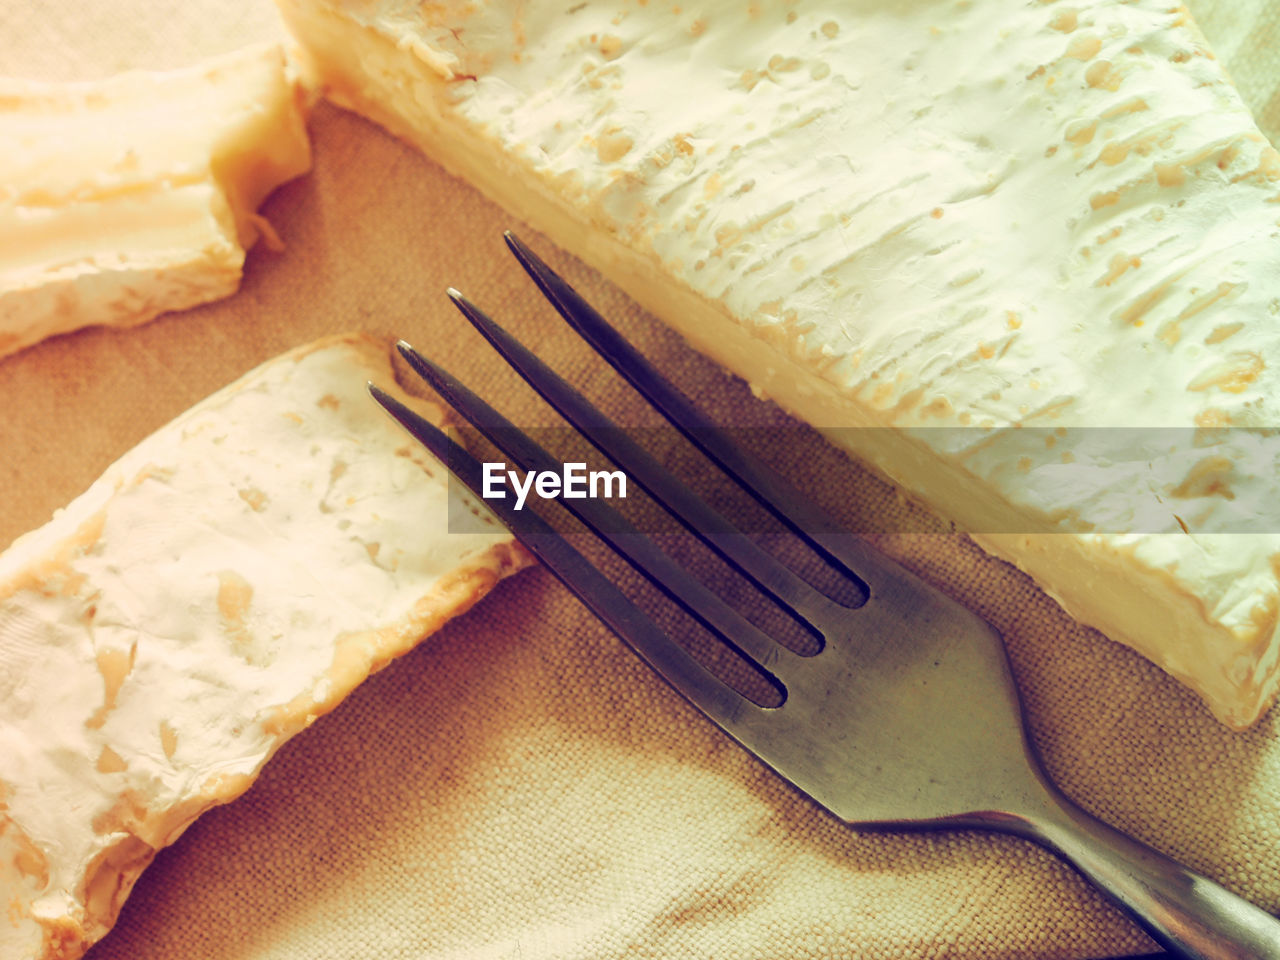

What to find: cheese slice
left=275, top=0, right=1280, bottom=727
left=0, top=335, right=528, bottom=960
left=0, top=43, right=311, bottom=359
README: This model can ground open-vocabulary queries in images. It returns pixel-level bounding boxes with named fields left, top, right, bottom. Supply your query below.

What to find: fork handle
left=1005, top=784, right=1280, bottom=960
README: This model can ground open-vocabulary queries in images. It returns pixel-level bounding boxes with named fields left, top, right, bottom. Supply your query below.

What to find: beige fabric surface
left=1, top=1, right=1279, bottom=958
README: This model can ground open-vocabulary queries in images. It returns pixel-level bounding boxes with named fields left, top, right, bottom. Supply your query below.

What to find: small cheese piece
left=0, top=335, right=529, bottom=960
left=276, top=0, right=1280, bottom=726
left=0, top=43, right=311, bottom=359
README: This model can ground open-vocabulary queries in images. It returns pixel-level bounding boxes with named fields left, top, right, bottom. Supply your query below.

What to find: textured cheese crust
left=0, top=43, right=311, bottom=360
left=275, top=0, right=1280, bottom=727
left=0, top=335, right=529, bottom=960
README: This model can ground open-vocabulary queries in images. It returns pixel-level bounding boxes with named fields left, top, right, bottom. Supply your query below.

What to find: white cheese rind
left=0, top=335, right=528, bottom=960
left=0, top=43, right=312, bottom=359
left=277, top=0, right=1280, bottom=726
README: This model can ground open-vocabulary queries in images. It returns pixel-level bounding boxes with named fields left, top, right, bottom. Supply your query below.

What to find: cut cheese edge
left=0, top=43, right=311, bottom=359
left=0, top=334, right=529, bottom=960
left=276, top=0, right=1280, bottom=727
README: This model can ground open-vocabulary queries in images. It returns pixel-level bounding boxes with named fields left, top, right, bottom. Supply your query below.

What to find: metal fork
left=370, top=232, right=1280, bottom=960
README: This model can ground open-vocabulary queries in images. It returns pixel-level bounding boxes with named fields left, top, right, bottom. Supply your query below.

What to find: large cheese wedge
left=0, top=43, right=311, bottom=359
left=275, top=0, right=1280, bottom=727
left=0, top=335, right=528, bottom=960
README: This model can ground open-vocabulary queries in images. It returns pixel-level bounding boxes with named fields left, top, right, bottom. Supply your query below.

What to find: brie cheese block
left=275, top=0, right=1280, bottom=728
left=0, top=335, right=528, bottom=960
left=0, top=43, right=311, bottom=360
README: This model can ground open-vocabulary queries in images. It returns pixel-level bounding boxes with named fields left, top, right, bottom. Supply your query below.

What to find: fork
left=369, top=232, right=1280, bottom=960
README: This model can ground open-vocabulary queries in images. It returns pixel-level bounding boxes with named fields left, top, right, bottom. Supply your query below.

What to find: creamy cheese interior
left=0, top=336, right=527, bottom=960
left=0, top=43, right=311, bottom=358
left=276, top=0, right=1280, bottom=727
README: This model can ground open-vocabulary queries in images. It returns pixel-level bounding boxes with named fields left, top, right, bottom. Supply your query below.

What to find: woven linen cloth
left=1, top=2, right=1278, bottom=958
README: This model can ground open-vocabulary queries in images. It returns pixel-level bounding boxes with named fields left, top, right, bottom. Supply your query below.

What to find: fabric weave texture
left=1, top=1, right=1278, bottom=957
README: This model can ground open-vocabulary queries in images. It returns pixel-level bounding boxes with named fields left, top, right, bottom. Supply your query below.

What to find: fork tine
left=367, top=382, right=758, bottom=725
left=393, top=340, right=800, bottom=681
left=504, top=231, right=875, bottom=603
left=446, top=287, right=850, bottom=640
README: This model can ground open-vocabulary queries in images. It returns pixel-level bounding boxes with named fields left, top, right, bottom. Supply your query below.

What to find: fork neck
left=939, top=757, right=1076, bottom=839
left=945, top=770, right=1280, bottom=960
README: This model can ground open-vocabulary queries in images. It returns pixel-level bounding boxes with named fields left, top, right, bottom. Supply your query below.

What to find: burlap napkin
left=2, top=2, right=1278, bottom=957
